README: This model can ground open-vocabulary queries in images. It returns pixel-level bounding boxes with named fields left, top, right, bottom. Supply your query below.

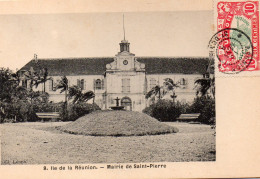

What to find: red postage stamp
left=211, top=0, right=259, bottom=74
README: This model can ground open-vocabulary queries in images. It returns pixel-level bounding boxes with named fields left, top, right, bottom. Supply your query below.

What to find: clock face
left=123, top=60, right=128, bottom=65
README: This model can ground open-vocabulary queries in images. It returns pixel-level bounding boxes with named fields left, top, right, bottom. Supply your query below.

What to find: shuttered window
left=81, top=79, right=84, bottom=90
left=77, top=79, right=80, bottom=88
left=122, top=78, right=130, bottom=93
left=77, top=79, right=85, bottom=90
left=180, top=78, right=187, bottom=85
left=49, top=80, right=53, bottom=91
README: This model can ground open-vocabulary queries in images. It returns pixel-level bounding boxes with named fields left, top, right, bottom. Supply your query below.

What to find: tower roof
left=121, top=40, right=129, bottom=43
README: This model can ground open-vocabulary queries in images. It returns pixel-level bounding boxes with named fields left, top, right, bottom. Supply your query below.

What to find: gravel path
left=1, top=122, right=215, bottom=165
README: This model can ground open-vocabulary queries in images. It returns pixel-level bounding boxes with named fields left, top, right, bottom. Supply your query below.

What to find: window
left=150, top=78, right=157, bottom=89
left=95, top=79, right=102, bottom=90
left=81, top=79, right=85, bottom=90
left=49, top=80, right=54, bottom=91
left=122, top=78, right=130, bottom=93
left=94, top=79, right=104, bottom=90
left=180, top=78, right=187, bottom=85
left=77, top=79, right=85, bottom=90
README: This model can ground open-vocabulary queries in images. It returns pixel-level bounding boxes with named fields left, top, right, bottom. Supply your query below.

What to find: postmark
left=214, top=0, right=259, bottom=74
left=209, top=28, right=253, bottom=74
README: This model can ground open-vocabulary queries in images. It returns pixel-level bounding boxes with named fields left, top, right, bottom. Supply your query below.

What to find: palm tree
left=35, top=68, right=51, bottom=93
left=145, top=78, right=179, bottom=103
left=22, top=68, right=40, bottom=91
left=194, top=76, right=215, bottom=98
left=145, top=85, right=161, bottom=100
left=194, top=62, right=215, bottom=99
left=68, top=85, right=95, bottom=104
left=54, top=76, right=69, bottom=119
left=55, top=76, right=69, bottom=104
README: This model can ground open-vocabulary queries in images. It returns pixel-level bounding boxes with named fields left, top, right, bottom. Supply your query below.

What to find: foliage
left=60, top=102, right=101, bottom=121
left=145, top=85, right=161, bottom=99
left=68, top=85, right=95, bottom=104
left=0, top=68, right=19, bottom=103
left=143, top=96, right=215, bottom=124
left=188, top=96, right=216, bottom=124
left=54, top=75, right=69, bottom=119
left=0, top=67, right=56, bottom=122
left=55, top=75, right=69, bottom=94
left=145, top=78, right=179, bottom=103
left=21, top=67, right=51, bottom=91
left=195, top=76, right=215, bottom=98
left=142, top=99, right=182, bottom=122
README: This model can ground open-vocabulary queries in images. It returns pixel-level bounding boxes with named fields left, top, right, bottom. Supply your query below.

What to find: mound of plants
left=57, top=110, right=179, bottom=136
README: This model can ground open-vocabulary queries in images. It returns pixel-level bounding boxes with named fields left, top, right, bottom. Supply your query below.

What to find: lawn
left=1, top=121, right=215, bottom=165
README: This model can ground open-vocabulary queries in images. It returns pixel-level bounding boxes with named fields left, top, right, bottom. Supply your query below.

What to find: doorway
left=121, top=97, right=132, bottom=111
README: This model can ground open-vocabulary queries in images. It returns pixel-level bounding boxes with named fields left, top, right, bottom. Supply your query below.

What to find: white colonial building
left=20, top=38, right=209, bottom=111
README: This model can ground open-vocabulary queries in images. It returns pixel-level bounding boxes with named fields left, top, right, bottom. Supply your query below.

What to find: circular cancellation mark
left=208, top=28, right=253, bottom=74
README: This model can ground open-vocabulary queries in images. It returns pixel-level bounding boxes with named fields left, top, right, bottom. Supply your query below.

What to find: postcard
left=0, top=0, right=259, bottom=178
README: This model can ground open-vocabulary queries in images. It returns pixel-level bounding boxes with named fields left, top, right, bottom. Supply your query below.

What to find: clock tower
left=105, top=15, right=146, bottom=111
left=105, top=39, right=145, bottom=71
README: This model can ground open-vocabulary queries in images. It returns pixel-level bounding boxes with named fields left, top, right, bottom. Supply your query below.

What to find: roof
left=20, top=57, right=209, bottom=76
left=137, top=57, right=209, bottom=74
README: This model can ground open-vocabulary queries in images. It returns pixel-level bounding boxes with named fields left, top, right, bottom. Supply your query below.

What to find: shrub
left=33, top=102, right=62, bottom=113
left=142, top=99, right=181, bottom=122
left=60, top=102, right=101, bottom=121
left=189, top=96, right=215, bottom=124
left=0, top=100, right=38, bottom=122
left=0, top=99, right=65, bottom=123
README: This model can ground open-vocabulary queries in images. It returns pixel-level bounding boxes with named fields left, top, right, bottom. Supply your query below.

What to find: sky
left=0, top=11, right=213, bottom=71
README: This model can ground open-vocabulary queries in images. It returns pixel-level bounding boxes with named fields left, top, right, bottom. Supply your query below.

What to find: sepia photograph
left=1, top=0, right=260, bottom=178
left=0, top=11, right=216, bottom=165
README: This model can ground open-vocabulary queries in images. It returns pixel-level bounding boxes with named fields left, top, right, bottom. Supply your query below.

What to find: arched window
left=150, top=78, right=157, bottom=89
left=95, top=79, right=102, bottom=90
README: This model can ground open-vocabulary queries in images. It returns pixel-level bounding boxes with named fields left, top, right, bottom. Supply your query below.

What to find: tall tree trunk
left=63, top=89, right=68, bottom=120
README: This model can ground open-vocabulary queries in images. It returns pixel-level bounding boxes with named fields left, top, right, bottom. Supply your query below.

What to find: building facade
left=20, top=38, right=209, bottom=111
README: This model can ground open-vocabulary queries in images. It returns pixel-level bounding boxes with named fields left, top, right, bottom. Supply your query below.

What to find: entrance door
left=121, top=97, right=132, bottom=111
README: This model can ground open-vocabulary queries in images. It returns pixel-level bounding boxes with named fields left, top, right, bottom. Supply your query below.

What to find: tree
left=145, top=78, right=179, bottom=104
left=194, top=76, right=215, bottom=98
left=0, top=68, right=18, bottom=122
left=145, top=85, right=161, bottom=100
left=0, top=68, right=49, bottom=122
left=55, top=76, right=69, bottom=104
left=0, top=68, right=18, bottom=103
left=37, top=68, right=51, bottom=92
left=68, top=85, right=95, bottom=104
left=194, top=63, right=215, bottom=99
left=22, top=68, right=40, bottom=90
left=54, top=76, right=69, bottom=119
